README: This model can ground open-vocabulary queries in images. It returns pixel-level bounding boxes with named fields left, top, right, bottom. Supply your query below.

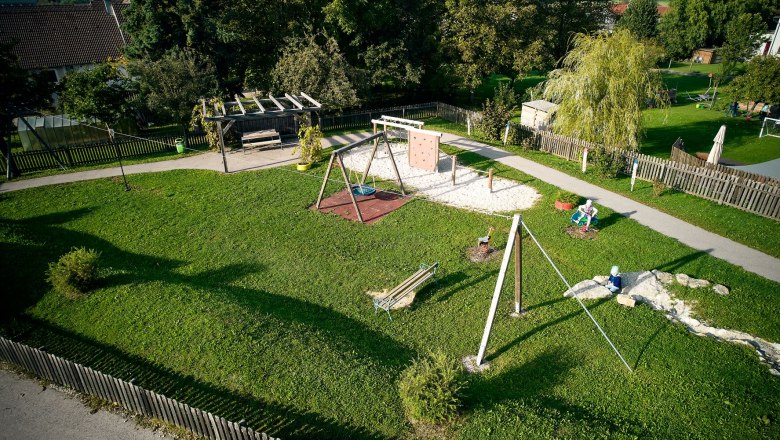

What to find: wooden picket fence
left=504, top=123, right=780, bottom=220
left=2, top=133, right=208, bottom=174
left=435, top=102, right=482, bottom=126
left=319, top=102, right=438, bottom=131
left=669, top=145, right=780, bottom=186
left=0, top=336, right=278, bottom=440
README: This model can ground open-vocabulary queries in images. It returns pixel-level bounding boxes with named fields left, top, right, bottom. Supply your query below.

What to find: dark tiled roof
left=0, top=0, right=129, bottom=69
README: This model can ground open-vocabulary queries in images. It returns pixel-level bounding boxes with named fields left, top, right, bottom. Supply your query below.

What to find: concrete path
left=0, top=368, right=166, bottom=440
left=439, top=133, right=780, bottom=283
left=1, top=130, right=778, bottom=283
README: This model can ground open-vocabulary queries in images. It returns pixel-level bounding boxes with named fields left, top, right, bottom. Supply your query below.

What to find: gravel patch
left=341, top=143, right=540, bottom=213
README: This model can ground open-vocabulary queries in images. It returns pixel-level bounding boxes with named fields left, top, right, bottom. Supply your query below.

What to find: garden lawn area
left=642, top=74, right=780, bottom=163
left=425, top=117, right=780, bottom=260
left=1, top=161, right=779, bottom=439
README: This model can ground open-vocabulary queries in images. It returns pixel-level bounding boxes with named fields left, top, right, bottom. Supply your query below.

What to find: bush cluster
left=398, top=350, right=464, bottom=424
left=477, top=98, right=513, bottom=141
left=590, top=148, right=625, bottom=179
left=47, top=247, right=100, bottom=299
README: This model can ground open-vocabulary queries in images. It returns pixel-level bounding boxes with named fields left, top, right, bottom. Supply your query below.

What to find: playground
left=2, top=131, right=780, bottom=438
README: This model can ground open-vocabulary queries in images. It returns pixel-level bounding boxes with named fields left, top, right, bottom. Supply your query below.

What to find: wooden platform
left=314, top=188, right=409, bottom=224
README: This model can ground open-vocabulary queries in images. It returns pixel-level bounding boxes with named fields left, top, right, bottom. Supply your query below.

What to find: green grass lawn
left=1, top=161, right=779, bottom=439
left=642, top=74, right=780, bottom=163
left=425, top=117, right=780, bottom=259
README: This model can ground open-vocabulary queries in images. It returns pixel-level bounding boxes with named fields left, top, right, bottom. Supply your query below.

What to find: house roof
left=611, top=3, right=670, bottom=16
left=0, top=0, right=129, bottom=70
left=522, top=100, right=558, bottom=113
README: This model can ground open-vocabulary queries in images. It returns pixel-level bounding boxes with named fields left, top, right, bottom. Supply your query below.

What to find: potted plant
left=293, top=124, right=323, bottom=171
left=554, top=190, right=580, bottom=210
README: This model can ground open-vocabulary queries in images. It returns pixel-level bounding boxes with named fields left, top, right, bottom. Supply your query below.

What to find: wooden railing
left=0, top=336, right=278, bottom=440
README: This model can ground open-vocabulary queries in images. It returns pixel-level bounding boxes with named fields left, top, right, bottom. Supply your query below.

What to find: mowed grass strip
left=0, top=165, right=778, bottom=439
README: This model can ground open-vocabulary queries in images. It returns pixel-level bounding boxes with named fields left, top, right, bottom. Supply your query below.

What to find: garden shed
left=520, top=100, right=558, bottom=130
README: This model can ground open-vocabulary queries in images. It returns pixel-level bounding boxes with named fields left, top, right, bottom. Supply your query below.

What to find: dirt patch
left=466, top=245, right=501, bottom=262
left=365, top=289, right=415, bottom=309
left=564, top=225, right=599, bottom=240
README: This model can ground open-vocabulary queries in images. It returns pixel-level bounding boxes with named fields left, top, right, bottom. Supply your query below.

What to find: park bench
left=241, top=129, right=282, bottom=152
left=373, top=262, right=438, bottom=320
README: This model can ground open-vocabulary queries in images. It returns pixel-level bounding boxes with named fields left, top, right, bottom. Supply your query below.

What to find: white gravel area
left=341, top=143, right=540, bottom=213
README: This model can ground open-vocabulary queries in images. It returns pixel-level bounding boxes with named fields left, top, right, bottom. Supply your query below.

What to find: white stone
left=563, top=280, right=613, bottom=299
left=651, top=269, right=674, bottom=285
left=688, top=278, right=711, bottom=289
left=592, top=275, right=609, bottom=285
left=713, top=284, right=730, bottom=295
left=616, top=294, right=635, bottom=308
left=675, top=273, right=690, bottom=286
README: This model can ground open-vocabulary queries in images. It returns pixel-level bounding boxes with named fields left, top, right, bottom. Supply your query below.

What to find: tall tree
left=729, top=56, right=780, bottom=108
left=720, top=13, right=767, bottom=76
left=58, top=61, right=136, bottom=128
left=270, top=33, right=363, bottom=110
left=129, top=49, right=218, bottom=136
left=543, top=30, right=666, bottom=150
left=441, top=0, right=546, bottom=91
left=538, top=0, right=614, bottom=64
left=618, top=0, right=660, bottom=40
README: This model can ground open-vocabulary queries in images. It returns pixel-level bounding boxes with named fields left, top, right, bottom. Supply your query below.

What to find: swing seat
left=351, top=184, right=376, bottom=196
left=571, top=211, right=598, bottom=226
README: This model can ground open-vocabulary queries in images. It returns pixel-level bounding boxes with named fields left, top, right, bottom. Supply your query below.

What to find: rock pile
left=564, top=270, right=779, bottom=376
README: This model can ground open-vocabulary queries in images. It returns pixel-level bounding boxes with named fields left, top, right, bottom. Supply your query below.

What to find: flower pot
left=297, top=162, right=312, bottom=171
left=175, top=138, right=185, bottom=154
left=555, top=200, right=574, bottom=211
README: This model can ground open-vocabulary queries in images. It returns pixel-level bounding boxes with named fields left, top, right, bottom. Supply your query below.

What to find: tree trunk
left=0, top=125, right=20, bottom=178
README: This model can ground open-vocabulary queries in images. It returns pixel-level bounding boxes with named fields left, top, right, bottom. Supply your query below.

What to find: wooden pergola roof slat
left=234, top=95, right=247, bottom=115
left=268, top=94, right=286, bottom=111
left=300, top=92, right=322, bottom=108
left=285, top=93, right=304, bottom=110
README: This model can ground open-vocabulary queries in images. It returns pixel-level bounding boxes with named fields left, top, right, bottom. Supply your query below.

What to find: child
left=606, top=265, right=622, bottom=293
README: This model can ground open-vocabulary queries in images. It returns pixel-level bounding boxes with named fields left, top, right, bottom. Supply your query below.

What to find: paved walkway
left=1, top=131, right=778, bottom=283
left=0, top=368, right=165, bottom=440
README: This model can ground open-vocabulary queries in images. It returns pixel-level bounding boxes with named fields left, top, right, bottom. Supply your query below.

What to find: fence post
left=503, top=122, right=510, bottom=145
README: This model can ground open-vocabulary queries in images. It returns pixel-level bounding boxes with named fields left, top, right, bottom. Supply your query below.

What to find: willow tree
left=543, top=30, right=666, bottom=151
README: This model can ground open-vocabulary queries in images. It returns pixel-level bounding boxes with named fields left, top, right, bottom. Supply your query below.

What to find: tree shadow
left=633, top=322, right=668, bottom=370
left=11, top=317, right=390, bottom=440
left=596, top=211, right=634, bottom=229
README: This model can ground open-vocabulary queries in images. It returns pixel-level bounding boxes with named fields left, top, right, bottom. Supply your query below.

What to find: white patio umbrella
left=706, top=124, right=726, bottom=165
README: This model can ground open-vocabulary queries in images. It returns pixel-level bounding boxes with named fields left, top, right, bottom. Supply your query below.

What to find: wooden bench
left=241, top=129, right=282, bottom=152
left=373, top=262, right=438, bottom=320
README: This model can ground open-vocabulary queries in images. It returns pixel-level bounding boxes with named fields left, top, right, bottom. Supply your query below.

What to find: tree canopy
left=58, top=61, right=135, bottom=127
left=729, top=56, right=780, bottom=106
left=543, top=30, right=666, bottom=150
left=618, top=0, right=660, bottom=41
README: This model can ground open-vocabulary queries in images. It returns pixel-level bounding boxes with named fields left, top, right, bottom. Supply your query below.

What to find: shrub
left=590, top=147, right=624, bottom=179
left=652, top=178, right=667, bottom=197
left=398, top=350, right=464, bottom=424
left=47, top=247, right=100, bottom=299
left=476, top=98, right=512, bottom=141
left=555, top=190, right=580, bottom=205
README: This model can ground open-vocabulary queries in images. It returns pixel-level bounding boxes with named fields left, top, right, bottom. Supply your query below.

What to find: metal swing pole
left=106, top=123, right=130, bottom=191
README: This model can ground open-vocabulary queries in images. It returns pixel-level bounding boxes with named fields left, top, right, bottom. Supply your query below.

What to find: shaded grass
left=426, top=117, right=780, bottom=259
left=1, top=162, right=779, bottom=439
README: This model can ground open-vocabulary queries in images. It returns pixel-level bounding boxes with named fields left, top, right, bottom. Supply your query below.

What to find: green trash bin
left=175, top=138, right=185, bottom=153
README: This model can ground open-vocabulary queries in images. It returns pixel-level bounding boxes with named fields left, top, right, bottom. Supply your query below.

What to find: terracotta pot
left=555, top=200, right=574, bottom=211
left=297, top=162, right=312, bottom=171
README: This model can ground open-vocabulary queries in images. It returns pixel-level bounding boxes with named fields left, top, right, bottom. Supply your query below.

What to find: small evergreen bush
left=590, top=148, right=624, bottom=178
left=556, top=190, right=581, bottom=205
left=398, top=350, right=464, bottom=424
left=47, top=247, right=100, bottom=299
left=652, top=178, right=667, bottom=197
left=477, top=99, right=513, bottom=141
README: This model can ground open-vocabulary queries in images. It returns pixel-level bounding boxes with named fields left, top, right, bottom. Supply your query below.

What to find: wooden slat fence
left=319, top=102, right=438, bottom=131
left=505, top=122, right=780, bottom=220
left=0, top=336, right=278, bottom=440
left=669, top=145, right=780, bottom=186
left=2, top=133, right=208, bottom=174
left=435, top=102, right=482, bottom=126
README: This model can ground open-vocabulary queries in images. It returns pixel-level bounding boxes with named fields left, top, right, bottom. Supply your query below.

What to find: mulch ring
left=466, top=244, right=502, bottom=262
left=565, top=225, right=599, bottom=240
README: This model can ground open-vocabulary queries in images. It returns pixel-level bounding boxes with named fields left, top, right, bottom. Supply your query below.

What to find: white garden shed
left=520, top=100, right=558, bottom=130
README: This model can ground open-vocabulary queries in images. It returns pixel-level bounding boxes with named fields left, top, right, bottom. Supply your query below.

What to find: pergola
left=201, top=92, right=322, bottom=172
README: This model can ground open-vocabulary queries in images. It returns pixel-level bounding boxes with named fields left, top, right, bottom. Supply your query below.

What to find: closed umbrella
left=707, top=125, right=726, bottom=165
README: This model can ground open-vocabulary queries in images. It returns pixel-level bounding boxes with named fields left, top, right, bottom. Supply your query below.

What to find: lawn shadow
left=487, top=298, right=610, bottom=362
left=655, top=249, right=712, bottom=274
left=597, top=211, right=634, bottom=229
left=633, top=322, right=668, bottom=370
left=11, top=317, right=390, bottom=440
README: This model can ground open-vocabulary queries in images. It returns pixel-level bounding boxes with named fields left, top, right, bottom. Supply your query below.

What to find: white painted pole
left=503, top=122, right=511, bottom=145
left=630, top=158, right=639, bottom=191
left=581, top=148, right=589, bottom=173
left=467, top=115, right=472, bottom=136
left=476, top=214, right=521, bottom=366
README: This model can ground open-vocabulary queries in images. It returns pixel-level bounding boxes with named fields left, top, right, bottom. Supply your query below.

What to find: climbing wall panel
left=408, top=131, right=440, bottom=171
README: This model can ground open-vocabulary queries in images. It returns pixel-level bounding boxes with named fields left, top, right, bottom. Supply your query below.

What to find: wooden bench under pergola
left=200, top=92, right=323, bottom=172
